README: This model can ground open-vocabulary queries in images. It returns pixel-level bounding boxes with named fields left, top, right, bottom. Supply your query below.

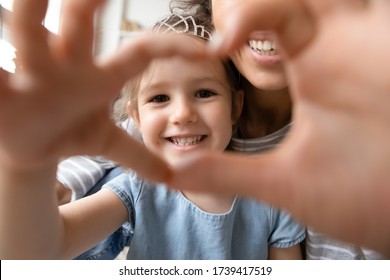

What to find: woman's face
left=211, top=0, right=288, bottom=91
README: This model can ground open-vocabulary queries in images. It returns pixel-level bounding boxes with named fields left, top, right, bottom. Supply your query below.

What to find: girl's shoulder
left=103, top=170, right=178, bottom=204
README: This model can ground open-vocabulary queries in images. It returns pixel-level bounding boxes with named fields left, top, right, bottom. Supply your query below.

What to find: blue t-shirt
left=103, top=171, right=305, bottom=260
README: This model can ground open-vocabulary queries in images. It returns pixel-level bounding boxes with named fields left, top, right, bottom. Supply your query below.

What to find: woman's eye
left=150, top=95, right=169, bottom=103
left=195, top=90, right=216, bottom=98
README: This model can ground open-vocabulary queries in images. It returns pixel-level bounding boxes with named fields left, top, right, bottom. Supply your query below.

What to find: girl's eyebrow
left=141, top=76, right=227, bottom=93
left=139, top=81, right=171, bottom=94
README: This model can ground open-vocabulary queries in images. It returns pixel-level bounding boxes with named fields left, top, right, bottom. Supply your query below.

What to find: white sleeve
left=57, top=156, right=117, bottom=201
left=57, top=118, right=142, bottom=201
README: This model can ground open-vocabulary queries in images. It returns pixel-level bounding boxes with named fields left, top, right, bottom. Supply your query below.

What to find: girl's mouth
left=168, top=135, right=205, bottom=146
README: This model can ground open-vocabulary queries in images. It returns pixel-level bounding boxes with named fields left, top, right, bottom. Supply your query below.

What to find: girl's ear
left=231, top=89, right=244, bottom=124
left=127, top=101, right=141, bottom=129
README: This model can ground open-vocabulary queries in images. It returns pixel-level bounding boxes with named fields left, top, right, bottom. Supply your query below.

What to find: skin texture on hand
left=169, top=0, right=390, bottom=256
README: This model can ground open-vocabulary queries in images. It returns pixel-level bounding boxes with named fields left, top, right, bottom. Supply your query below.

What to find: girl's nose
left=169, top=98, right=198, bottom=125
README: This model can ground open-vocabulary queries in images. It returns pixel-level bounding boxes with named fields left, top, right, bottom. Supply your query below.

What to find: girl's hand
left=170, top=0, right=390, bottom=255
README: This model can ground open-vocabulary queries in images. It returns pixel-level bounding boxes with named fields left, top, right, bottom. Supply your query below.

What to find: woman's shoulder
left=231, top=123, right=292, bottom=153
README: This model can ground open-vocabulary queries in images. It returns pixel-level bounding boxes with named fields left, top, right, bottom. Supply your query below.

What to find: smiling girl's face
left=131, top=39, right=242, bottom=166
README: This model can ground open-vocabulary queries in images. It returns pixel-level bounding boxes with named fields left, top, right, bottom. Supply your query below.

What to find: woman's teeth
left=249, top=40, right=278, bottom=55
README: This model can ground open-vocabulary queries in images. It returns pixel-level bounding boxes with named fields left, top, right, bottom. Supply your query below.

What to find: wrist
left=0, top=159, right=58, bottom=186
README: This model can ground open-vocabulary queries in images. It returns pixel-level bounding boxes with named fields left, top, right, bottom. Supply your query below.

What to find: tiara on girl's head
left=153, top=13, right=212, bottom=41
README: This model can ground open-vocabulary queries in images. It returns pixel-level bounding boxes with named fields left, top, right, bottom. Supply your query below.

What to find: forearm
left=0, top=163, right=64, bottom=259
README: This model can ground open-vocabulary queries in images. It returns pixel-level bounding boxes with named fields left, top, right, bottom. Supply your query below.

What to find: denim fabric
left=74, top=222, right=131, bottom=260
left=74, top=167, right=131, bottom=260
left=103, top=172, right=305, bottom=259
left=75, top=168, right=305, bottom=260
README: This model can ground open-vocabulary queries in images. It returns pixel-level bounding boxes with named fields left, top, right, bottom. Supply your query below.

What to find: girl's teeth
left=170, top=136, right=202, bottom=146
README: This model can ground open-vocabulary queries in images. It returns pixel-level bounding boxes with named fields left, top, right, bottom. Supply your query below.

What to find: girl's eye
left=195, top=90, right=216, bottom=98
left=150, top=95, right=169, bottom=103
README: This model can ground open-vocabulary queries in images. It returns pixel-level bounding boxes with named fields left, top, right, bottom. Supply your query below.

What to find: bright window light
left=1, top=0, right=13, bottom=11
left=0, top=39, right=15, bottom=72
left=0, top=0, right=62, bottom=73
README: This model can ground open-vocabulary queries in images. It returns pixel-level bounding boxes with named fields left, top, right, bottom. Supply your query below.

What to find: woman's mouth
left=248, top=39, right=279, bottom=56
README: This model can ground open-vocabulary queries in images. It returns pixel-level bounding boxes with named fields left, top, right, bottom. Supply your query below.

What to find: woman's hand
left=169, top=0, right=390, bottom=255
left=0, top=0, right=205, bottom=182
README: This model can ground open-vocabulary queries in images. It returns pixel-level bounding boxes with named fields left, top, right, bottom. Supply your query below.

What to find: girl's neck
left=237, top=80, right=292, bottom=139
left=181, top=191, right=236, bottom=214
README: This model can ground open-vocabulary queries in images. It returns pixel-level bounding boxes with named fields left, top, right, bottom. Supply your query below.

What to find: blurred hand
left=169, top=0, right=390, bottom=254
left=0, top=0, right=205, bottom=182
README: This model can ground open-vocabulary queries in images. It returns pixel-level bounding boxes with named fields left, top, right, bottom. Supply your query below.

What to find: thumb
left=102, top=126, right=172, bottom=183
left=209, top=0, right=315, bottom=59
left=100, top=34, right=208, bottom=87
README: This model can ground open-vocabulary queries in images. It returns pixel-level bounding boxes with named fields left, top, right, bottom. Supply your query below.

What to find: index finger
left=100, top=33, right=209, bottom=87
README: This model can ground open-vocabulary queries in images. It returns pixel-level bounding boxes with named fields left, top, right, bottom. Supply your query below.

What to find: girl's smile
left=167, top=135, right=206, bottom=146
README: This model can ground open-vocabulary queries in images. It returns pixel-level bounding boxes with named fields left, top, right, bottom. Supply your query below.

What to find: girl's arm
left=59, top=189, right=128, bottom=259
left=268, top=244, right=303, bottom=260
